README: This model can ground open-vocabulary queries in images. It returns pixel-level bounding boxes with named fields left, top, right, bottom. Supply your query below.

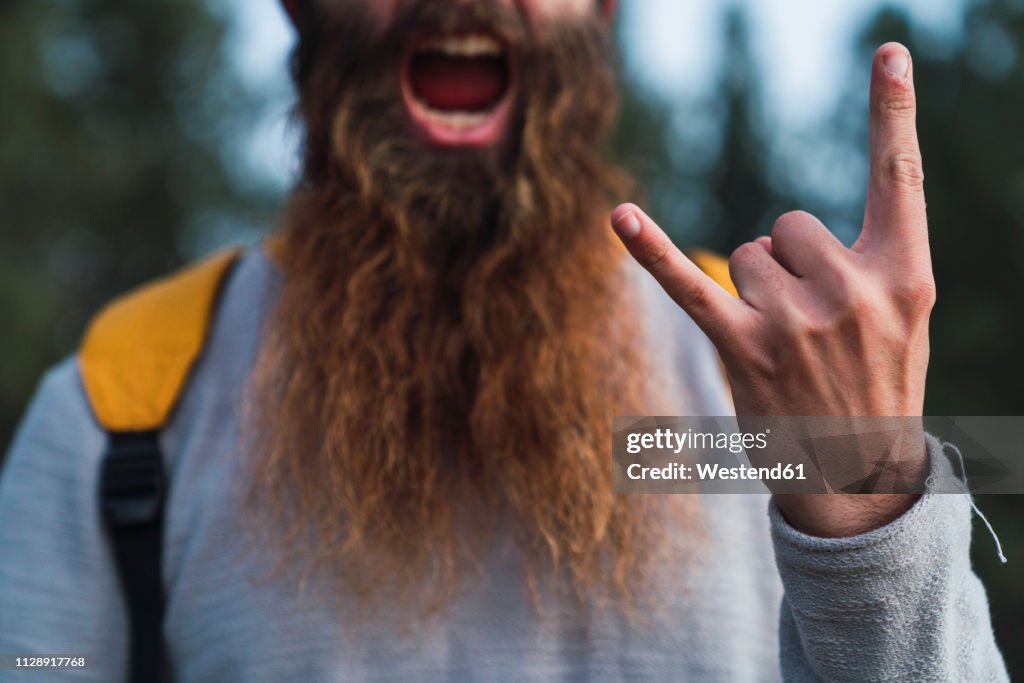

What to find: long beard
left=245, top=2, right=686, bottom=619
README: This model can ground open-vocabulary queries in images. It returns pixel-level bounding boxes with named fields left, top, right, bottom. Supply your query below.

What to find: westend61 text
left=627, top=462, right=807, bottom=481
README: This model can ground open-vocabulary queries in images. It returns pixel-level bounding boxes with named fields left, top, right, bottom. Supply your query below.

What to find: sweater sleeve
left=770, top=435, right=1009, bottom=682
left=0, top=357, right=128, bottom=682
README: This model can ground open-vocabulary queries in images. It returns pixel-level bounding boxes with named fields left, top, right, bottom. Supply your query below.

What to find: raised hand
left=611, top=43, right=934, bottom=537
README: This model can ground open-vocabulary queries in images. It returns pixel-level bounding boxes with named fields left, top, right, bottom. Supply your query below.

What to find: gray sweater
left=0, top=247, right=1008, bottom=681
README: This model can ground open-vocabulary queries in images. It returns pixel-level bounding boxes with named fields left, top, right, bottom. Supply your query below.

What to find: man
left=0, top=0, right=1009, bottom=680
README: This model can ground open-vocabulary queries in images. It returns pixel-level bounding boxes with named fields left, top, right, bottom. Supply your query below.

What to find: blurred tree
left=705, top=8, right=793, bottom=251
left=608, top=7, right=792, bottom=253
left=828, top=2, right=1024, bottom=675
left=0, top=0, right=279, bottom=450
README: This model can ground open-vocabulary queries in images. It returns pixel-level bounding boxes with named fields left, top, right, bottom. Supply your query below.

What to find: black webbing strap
left=100, top=430, right=168, bottom=683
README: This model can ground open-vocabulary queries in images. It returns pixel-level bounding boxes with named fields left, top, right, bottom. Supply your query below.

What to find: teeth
left=415, top=104, right=491, bottom=130
left=418, top=33, right=503, bottom=57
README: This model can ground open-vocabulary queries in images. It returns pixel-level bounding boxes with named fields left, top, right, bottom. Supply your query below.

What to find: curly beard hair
left=245, top=0, right=689, bottom=620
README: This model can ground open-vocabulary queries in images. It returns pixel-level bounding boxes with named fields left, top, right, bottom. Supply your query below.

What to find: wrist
left=773, top=492, right=921, bottom=538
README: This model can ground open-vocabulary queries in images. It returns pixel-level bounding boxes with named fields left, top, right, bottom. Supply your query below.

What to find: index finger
left=859, top=43, right=929, bottom=254
left=611, top=204, right=749, bottom=348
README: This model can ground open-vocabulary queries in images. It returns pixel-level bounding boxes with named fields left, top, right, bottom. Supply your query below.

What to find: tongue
left=409, top=53, right=507, bottom=112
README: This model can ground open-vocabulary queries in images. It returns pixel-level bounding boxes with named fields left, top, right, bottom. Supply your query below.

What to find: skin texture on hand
left=612, top=43, right=934, bottom=538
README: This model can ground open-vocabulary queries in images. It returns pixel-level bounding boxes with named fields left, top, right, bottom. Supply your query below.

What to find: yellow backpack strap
left=688, top=248, right=738, bottom=298
left=78, top=246, right=244, bottom=432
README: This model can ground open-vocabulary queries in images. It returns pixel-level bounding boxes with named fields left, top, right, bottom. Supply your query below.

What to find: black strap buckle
left=100, top=430, right=165, bottom=527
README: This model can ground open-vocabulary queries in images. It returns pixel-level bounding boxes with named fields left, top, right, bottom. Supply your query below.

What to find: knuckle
left=678, top=279, right=711, bottom=313
left=782, top=209, right=816, bottom=223
left=828, top=274, right=882, bottom=326
left=771, top=212, right=797, bottom=235
left=729, top=242, right=762, bottom=270
left=842, top=288, right=876, bottom=320
left=640, top=239, right=671, bottom=271
left=770, top=220, right=794, bottom=245
left=829, top=268, right=871, bottom=307
left=776, top=307, right=812, bottom=338
left=882, top=151, right=925, bottom=190
left=770, top=211, right=816, bottom=243
left=872, top=90, right=921, bottom=118
left=875, top=94, right=917, bottom=118
left=893, top=275, right=937, bottom=313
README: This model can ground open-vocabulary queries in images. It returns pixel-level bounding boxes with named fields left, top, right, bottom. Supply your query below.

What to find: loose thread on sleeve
left=942, top=441, right=1008, bottom=564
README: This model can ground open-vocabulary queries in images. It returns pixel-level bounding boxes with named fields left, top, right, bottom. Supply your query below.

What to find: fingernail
left=613, top=210, right=641, bottom=238
left=883, top=50, right=910, bottom=78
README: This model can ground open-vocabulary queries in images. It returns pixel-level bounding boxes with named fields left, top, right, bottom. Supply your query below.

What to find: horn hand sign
left=611, top=44, right=935, bottom=538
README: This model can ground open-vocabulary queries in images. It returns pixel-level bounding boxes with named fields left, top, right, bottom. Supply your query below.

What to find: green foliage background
left=2, top=0, right=1021, bottom=674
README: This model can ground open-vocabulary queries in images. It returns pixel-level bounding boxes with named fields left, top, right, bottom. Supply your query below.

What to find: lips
left=402, top=32, right=516, bottom=147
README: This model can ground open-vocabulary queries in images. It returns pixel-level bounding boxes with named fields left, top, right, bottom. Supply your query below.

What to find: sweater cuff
left=769, top=434, right=972, bottom=612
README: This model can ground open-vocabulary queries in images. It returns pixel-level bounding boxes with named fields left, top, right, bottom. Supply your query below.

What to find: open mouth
left=402, top=32, right=516, bottom=147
